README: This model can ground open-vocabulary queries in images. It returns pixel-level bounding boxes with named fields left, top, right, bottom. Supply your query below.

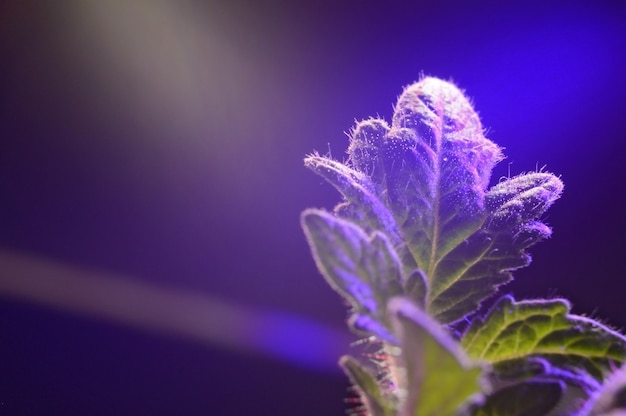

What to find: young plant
left=301, top=77, right=626, bottom=416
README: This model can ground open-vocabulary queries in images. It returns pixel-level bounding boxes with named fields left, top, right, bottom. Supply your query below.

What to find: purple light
left=0, top=249, right=351, bottom=373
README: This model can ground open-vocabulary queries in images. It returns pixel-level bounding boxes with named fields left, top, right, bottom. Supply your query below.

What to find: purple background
left=1, top=0, right=625, bottom=414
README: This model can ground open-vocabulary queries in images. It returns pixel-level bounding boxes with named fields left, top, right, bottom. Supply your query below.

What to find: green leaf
left=383, top=79, right=501, bottom=279
left=469, top=380, right=563, bottom=416
left=304, top=77, right=564, bottom=325
left=461, top=296, right=626, bottom=382
left=378, top=79, right=510, bottom=324
left=485, top=356, right=595, bottom=390
left=478, top=357, right=595, bottom=416
left=388, top=297, right=485, bottom=416
left=304, top=154, right=401, bottom=246
left=301, top=209, right=404, bottom=340
left=340, top=355, right=394, bottom=416
left=404, top=268, right=428, bottom=309
left=428, top=172, right=563, bottom=324
left=485, top=173, right=564, bottom=231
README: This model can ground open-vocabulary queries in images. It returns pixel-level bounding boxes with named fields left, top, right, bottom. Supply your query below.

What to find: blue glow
left=250, top=310, right=353, bottom=373
left=460, top=6, right=623, bottom=153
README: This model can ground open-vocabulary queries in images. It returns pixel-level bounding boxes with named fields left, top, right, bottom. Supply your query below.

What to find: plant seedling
left=301, top=77, right=626, bottom=416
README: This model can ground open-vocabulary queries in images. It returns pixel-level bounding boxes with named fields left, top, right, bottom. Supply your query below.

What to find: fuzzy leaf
left=578, top=365, right=626, bottom=416
left=301, top=209, right=404, bottom=340
left=428, top=172, right=563, bottom=323
left=388, top=297, right=485, bottom=416
left=382, top=79, right=502, bottom=277
left=486, top=356, right=598, bottom=392
left=404, top=268, right=428, bottom=309
left=340, top=355, right=394, bottom=416
left=305, top=77, right=564, bottom=325
left=485, top=173, right=564, bottom=231
left=469, top=380, right=563, bottom=416
left=304, top=154, right=401, bottom=244
left=480, top=357, right=597, bottom=415
left=461, top=296, right=626, bottom=383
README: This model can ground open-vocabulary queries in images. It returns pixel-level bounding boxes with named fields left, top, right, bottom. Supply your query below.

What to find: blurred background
left=0, top=0, right=625, bottom=414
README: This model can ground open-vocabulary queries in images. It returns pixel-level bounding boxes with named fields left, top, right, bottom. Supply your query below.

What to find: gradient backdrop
left=0, top=0, right=625, bottom=414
